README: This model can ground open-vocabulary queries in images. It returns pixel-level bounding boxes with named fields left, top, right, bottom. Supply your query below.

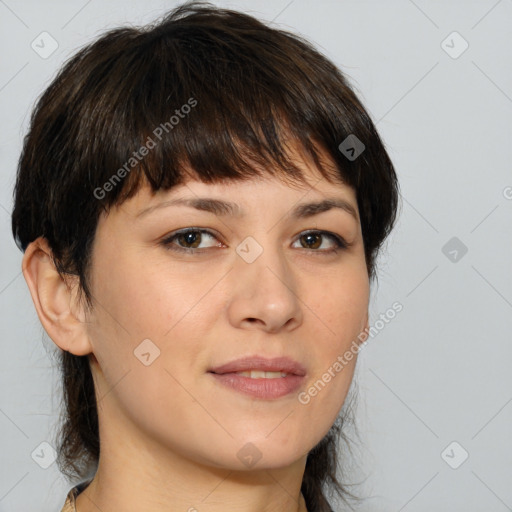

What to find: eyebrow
left=136, top=197, right=358, bottom=221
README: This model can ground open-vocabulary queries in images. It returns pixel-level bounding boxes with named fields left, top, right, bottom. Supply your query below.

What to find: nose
left=226, top=241, right=303, bottom=333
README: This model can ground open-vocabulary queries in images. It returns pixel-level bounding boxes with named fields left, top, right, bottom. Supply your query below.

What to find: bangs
left=84, top=13, right=360, bottom=209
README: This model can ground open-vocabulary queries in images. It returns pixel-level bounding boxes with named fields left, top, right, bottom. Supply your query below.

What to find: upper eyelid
left=163, top=227, right=221, bottom=242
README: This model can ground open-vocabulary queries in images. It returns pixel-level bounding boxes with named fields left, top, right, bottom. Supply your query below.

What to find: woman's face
left=84, top=151, right=369, bottom=472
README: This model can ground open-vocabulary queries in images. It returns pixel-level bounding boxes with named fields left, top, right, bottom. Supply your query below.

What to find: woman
left=11, top=2, right=399, bottom=511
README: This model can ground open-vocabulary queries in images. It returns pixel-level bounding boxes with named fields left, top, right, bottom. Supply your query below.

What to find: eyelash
left=160, top=228, right=349, bottom=255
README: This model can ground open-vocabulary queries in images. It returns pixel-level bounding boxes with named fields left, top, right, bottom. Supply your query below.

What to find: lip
left=209, top=356, right=307, bottom=376
left=208, top=356, right=307, bottom=400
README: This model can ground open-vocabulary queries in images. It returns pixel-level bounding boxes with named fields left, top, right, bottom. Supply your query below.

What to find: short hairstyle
left=11, top=2, right=399, bottom=511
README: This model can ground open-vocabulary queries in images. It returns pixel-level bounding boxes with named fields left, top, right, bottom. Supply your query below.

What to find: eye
left=292, top=230, right=348, bottom=253
left=160, top=228, right=223, bottom=253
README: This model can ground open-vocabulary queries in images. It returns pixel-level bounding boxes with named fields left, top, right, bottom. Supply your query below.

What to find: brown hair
left=11, top=2, right=399, bottom=510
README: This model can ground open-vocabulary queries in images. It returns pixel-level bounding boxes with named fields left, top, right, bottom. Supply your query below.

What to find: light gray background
left=1, top=1, right=511, bottom=511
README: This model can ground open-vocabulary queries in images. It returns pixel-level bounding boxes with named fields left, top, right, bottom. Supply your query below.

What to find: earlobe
left=21, top=237, right=93, bottom=356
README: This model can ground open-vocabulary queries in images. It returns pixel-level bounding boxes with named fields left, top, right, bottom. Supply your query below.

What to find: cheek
left=299, top=267, right=368, bottom=417
left=307, top=266, right=369, bottom=349
left=91, top=245, right=204, bottom=341
left=87, top=249, right=215, bottom=403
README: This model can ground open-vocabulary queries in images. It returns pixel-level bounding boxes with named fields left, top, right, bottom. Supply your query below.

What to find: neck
left=74, top=410, right=309, bottom=512
left=76, top=458, right=309, bottom=512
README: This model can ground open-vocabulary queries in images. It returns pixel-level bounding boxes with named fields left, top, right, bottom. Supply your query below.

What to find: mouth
left=208, top=356, right=306, bottom=399
left=208, top=355, right=307, bottom=376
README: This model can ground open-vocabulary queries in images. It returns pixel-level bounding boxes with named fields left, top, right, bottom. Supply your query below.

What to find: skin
left=23, top=147, right=370, bottom=512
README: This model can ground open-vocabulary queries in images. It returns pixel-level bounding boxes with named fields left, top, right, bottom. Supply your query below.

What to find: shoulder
left=59, top=488, right=76, bottom=512
left=59, top=479, right=92, bottom=512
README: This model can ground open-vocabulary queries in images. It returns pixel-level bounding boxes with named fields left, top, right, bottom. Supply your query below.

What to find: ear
left=22, top=237, right=93, bottom=356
